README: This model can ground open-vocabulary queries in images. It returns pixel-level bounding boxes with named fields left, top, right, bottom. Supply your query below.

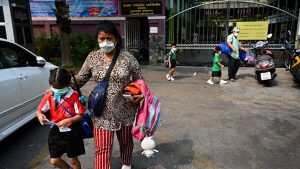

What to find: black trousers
left=228, top=56, right=241, bottom=79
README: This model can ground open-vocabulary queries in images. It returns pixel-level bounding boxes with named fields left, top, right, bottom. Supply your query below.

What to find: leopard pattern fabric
left=74, top=49, right=143, bottom=131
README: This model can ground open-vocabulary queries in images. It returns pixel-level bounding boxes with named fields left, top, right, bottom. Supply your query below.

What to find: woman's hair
left=96, top=20, right=122, bottom=50
left=49, top=68, right=71, bottom=86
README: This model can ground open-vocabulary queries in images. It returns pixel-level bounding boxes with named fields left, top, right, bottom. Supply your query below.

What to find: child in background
left=36, top=68, right=85, bottom=169
left=207, top=46, right=228, bottom=85
left=166, top=43, right=178, bottom=81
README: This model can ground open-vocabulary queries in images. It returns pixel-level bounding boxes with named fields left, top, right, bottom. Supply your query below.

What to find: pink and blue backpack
left=131, top=79, right=161, bottom=141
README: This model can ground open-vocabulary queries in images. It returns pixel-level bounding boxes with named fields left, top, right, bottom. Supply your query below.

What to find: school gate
left=165, top=0, right=300, bottom=66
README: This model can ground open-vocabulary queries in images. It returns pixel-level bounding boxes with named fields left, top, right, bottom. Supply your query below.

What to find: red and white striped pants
left=94, top=126, right=133, bottom=169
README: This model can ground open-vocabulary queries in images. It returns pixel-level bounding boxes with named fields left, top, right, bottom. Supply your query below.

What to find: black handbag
left=88, top=50, right=119, bottom=117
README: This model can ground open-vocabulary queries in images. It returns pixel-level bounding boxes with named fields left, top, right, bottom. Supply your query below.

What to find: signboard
left=30, top=0, right=118, bottom=17
left=121, top=1, right=163, bottom=16
left=12, top=7, right=30, bottom=24
left=150, top=27, right=158, bottom=33
left=237, top=21, right=269, bottom=40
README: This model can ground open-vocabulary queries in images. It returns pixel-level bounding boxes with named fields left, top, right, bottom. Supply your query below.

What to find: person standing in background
left=226, top=27, right=248, bottom=82
left=166, top=43, right=178, bottom=81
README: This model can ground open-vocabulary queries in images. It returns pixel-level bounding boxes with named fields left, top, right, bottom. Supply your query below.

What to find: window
left=15, top=26, right=24, bottom=45
left=0, top=42, right=37, bottom=67
left=0, top=6, right=4, bottom=22
left=0, top=26, right=6, bottom=39
left=24, top=26, right=32, bottom=44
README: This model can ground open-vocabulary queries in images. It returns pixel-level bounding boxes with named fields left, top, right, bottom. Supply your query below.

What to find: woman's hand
left=127, top=94, right=144, bottom=106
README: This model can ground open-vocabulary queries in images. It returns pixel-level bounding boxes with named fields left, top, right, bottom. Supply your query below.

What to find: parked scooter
left=289, top=48, right=300, bottom=84
left=252, top=34, right=277, bottom=86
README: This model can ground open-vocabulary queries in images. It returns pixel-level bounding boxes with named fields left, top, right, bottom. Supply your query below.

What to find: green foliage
left=35, top=32, right=60, bottom=60
left=35, top=32, right=97, bottom=67
left=70, top=33, right=98, bottom=64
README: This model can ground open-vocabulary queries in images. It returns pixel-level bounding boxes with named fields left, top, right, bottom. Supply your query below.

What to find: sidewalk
left=37, top=66, right=300, bottom=169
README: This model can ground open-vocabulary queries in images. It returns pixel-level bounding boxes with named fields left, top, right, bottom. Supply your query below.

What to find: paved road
left=36, top=66, right=300, bottom=169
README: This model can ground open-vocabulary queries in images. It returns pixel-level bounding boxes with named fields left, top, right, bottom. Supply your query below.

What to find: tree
left=53, top=0, right=73, bottom=66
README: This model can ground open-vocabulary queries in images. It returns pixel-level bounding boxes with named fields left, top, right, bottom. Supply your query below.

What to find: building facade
left=30, top=0, right=166, bottom=65
left=0, top=0, right=35, bottom=51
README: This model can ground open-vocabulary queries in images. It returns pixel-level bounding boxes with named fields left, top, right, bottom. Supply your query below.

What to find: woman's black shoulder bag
left=88, top=50, right=119, bottom=117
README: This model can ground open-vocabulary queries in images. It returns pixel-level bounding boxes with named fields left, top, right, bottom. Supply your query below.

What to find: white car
left=0, top=38, right=57, bottom=141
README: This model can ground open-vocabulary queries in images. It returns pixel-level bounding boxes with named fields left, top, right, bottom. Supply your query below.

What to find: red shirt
left=38, top=88, right=86, bottom=125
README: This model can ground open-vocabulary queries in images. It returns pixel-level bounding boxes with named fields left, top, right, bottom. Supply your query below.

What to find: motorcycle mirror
left=267, top=34, right=273, bottom=38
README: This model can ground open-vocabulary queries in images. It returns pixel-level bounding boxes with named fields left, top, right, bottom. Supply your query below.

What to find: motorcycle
left=289, top=47, right=300, bottom=84
left=252, top=34, right=277, bottom=86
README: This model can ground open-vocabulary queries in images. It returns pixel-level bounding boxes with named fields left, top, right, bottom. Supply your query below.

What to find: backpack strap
left=55, top=99, right=75, bottom=117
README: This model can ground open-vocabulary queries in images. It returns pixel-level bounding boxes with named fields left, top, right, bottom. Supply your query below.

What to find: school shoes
left=121, top=165, right=131, bottom=169
left=166, top=74, right=171, bottom=81
left=220, top=80, right=228, bottom=84
left=207, top=79, right=215, bottom=84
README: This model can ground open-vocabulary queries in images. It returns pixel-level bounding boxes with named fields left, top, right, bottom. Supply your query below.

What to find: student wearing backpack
left=166, top=43, right=178, bottom=81
left=207, top=46, right=228, bottom=85
left=36, top=68, right=86, bottom=169
left=72, top=20, right=144, bottom=169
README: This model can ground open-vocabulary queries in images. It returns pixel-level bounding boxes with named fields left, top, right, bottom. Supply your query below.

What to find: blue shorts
left=211, top=71, right=221, bottom=77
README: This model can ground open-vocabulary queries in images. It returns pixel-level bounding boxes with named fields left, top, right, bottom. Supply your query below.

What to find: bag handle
left=103, top=49, right=120, bottom=81
left=55, top=99, right=75, bottom=117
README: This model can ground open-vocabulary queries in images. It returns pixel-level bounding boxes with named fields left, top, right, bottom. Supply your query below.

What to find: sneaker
left=220, top=80, right=228, bottom=84
left=207, top=79, right=214, bottom=85
left=233, top=77, right=238, bottom=80
left=229, top=78, right=236, bottom=82
left=166, top=74, right=171, bottom=81
left=121, top=165, right=131, bottom=169
left=170, top=76, right=175, bottom=81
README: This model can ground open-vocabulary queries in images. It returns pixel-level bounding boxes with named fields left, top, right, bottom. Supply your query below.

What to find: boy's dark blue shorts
left=48, top=124, right=85, bottom=158
left=211, top=71, right=222, bottom=77
left=170, top=59, right=177, bottom=68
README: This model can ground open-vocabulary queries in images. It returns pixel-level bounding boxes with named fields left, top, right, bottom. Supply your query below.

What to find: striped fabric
left=94, top=126, right=133, bottom=169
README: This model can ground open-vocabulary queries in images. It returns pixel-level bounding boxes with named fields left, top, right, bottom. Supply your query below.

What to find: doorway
left=126, top=17, right=149, bottom=64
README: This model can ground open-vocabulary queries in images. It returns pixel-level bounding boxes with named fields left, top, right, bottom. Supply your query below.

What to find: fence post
left=296, top=10, right=300, bottom=48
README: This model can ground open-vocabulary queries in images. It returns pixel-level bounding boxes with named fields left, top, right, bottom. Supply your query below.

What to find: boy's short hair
left=215, top=46, right=221, bottom=52
left=171, top=43, right=176, bottom=47
left=49, top=68, right=71, bottom=86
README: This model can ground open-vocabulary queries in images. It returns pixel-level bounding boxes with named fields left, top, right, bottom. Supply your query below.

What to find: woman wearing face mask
left=72, top=20, right=143, bottom=169
left=166, top=43, right=178, bottom=81
left=226, top=27, right=248, bottom=82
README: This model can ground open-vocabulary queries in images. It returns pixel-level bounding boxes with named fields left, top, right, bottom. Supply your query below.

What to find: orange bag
left=124, top=82, right=141, bottom=95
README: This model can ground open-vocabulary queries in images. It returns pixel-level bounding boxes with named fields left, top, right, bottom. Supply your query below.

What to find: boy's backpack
left=131, top=79, right=161, bottom=141
left=163, top=54, right=169, bottom=68
left=220, top=42, right=232, bottom=56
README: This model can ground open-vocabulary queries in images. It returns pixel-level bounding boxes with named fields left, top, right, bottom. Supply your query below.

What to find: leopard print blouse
left=74, top=49, right=143, bottom=131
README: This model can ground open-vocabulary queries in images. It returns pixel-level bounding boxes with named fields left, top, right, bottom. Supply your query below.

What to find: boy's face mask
left=171, top=47, right=177, bottom=52
left=51, top=87, right=69, bottom=101
left=234, top=32, right=239, bottom=37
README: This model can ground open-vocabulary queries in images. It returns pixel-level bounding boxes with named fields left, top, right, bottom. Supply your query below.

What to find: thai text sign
left=30, top=0, right=118, bottom=17
left=237, top=21, right=269, bottom=40
left=121, top=1, right=162, bottom=16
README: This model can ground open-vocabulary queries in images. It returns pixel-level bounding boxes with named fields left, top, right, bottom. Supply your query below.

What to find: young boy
left=36, top=68, right=85, bottom=169
left=166, top=43, right=178, bottom=81
left=207, top=46, right=228, bottom=85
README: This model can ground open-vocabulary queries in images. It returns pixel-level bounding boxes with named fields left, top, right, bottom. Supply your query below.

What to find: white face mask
left=234, top=32, right=239, bottom=37
left=171, top=47, right=177, bottom=52
left=99, top=41, right=116, bottom=53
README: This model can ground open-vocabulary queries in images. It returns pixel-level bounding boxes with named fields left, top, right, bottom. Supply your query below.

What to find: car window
left=0, top=42, right=37, bottom=67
